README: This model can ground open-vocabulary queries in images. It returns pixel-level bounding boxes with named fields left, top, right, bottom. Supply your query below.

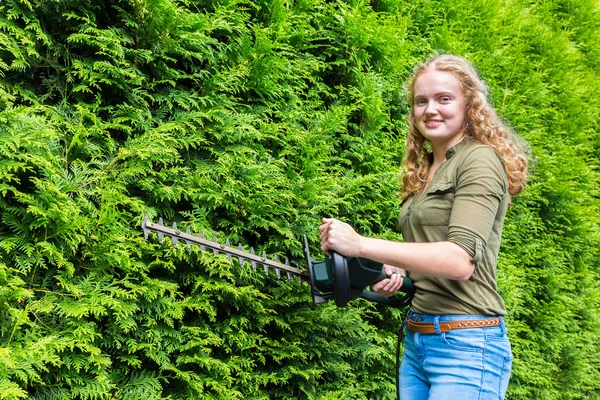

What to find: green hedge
left=1, top=0, right=598, bottom=398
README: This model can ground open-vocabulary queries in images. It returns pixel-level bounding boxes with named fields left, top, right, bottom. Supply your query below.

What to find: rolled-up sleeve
left=447, top=146, right=508, bottom=266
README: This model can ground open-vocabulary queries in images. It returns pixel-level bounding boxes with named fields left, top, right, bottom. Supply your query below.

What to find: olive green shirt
left=399, top=138, right=508, bottom=316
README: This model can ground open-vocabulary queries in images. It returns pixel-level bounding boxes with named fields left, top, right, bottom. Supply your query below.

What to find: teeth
left=171, top=222, right=179, bottom=247
left=262, top=251, right=268, bottom=275
left=200, top=232, right=206, bottom=251
left=250, top=247, right=257, bottom=271
left=285, top=258, right=292, bottom=280
left=274, top=255, right=281, bottom=278
left=212, top=235, right=219, bottom=256
left=238, top=244, right=245, bottom=267
left=142, top=214, right=149, bottom=239
left=186, top=227, right=192, bottom=252
left=157, top=217, right=165, bottom=243
left=225, top=239, right=232, bottom=261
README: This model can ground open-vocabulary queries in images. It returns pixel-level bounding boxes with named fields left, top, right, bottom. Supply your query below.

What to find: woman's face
left=412, top=70, right=468, bottom=150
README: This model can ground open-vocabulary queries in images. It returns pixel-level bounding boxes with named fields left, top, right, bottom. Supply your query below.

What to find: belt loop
left=499, top=316, right=507, bottom=335
left=433, top=316, right=441, bottom=335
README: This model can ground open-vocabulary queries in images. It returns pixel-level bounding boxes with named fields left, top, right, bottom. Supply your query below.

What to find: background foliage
left=1, top=0, right=599, bottom=399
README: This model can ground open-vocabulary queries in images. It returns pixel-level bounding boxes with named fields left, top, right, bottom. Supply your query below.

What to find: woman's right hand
left=371, top=265, right=405, bottom=297
left=319, top=217, right=363, bottom=257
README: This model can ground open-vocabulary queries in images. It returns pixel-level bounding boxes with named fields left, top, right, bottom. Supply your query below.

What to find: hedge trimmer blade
left=142, top=213, right=308, bottom=281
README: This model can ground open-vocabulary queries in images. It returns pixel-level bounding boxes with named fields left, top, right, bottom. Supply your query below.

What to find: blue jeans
left=400, top=311, right=512, bottom=400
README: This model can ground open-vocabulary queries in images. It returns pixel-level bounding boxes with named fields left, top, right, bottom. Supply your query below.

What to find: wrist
left=356, top=235, right=371, bottom=258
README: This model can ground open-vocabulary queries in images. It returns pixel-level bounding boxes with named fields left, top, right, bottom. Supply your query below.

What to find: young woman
left=319, top=54, right=528, bottom=399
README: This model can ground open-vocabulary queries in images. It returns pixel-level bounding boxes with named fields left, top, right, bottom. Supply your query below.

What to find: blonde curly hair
left=400, top=54, right=529, bottom=199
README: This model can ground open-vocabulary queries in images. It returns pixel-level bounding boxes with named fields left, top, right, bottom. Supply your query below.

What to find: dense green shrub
left=1, top=0, right=598, bottom=399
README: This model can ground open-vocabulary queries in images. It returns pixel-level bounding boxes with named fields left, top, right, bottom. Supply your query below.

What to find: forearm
left=319, top=217, right=474, bottom=280
left=358, top=237, right=474, bottom=280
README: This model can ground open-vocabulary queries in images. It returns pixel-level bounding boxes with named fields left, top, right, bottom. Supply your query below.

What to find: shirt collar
left=445, top=137, right=471, bottom=160
left=427, top=137, right=471, bottom=165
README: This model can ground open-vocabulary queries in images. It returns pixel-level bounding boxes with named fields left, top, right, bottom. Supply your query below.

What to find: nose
left=425, top=102, right=438, bottom=115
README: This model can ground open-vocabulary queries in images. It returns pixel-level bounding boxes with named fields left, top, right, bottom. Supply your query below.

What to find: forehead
left=413, top=70, right=463, bottom=96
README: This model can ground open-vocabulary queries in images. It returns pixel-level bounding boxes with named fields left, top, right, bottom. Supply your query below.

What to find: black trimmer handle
left=362, top=270, right=415, bottom=308
left=332, top=252, right=350, bottom=307
left=339, top=255, right=415, bottom=308
left=374, top=268, right=415, bottom=293
left=360, top=290, right=412, bottom=308
left=400, top=276, right=415, bottom=293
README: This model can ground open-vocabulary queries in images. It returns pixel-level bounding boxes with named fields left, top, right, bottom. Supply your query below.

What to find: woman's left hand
left=371, top=265, right=404, bottom=297
left=319, top=217, right=363, bottom=257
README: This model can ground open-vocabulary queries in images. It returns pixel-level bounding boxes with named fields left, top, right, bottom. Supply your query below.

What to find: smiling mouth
left=425, top=120, right=443, bottom=127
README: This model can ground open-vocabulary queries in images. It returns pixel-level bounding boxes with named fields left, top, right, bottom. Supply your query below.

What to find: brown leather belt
left=405, top=317, right=502, bottom=334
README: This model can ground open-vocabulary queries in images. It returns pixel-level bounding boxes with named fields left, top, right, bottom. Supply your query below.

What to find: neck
left=430, top=134, right=466, bottom=163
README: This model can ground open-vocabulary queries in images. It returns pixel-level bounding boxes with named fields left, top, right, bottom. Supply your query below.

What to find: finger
left=319, top=225, right=327, bottom=238
left=319, top=229, right=327, bottom=240
left=383, top=273, right=402, bottom=293
left=320, top=238, right=328, bottom=251
left=319, top=218, right=332, bottom=233
left=320, top=229, right=330, bottom=247
left=383, top=278, right=396, bottom=293
left=380, top=288, right=395, bottom=297
left=371, top=277, right=391, bottom=291
left=387, top=276, right=402, bottom=293
left=384, top=265, right=396, bottom=276
left=320, top=241, right=330, bottom=255
left=396, top=276, right=404, bottom=291
left=392, top=273, right=404, bottom=289
left=320, top=235, right=331, bottom=255
left=319, top=221, right=332, bottom=238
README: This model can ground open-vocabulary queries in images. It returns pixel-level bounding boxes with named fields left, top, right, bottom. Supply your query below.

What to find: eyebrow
left=414, top=91, right=455, bottom=98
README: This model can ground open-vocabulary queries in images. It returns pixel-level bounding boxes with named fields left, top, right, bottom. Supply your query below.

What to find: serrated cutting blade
left=141, top=214, right=308, bottom=281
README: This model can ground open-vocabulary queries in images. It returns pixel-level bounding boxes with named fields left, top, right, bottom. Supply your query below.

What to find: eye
left=415, top=98, right=427, bottom=106
left=439, top=96, right=452, bottom=102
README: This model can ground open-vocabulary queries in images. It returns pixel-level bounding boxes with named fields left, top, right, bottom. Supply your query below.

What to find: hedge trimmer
left=142, top=214, right=415, bottom=309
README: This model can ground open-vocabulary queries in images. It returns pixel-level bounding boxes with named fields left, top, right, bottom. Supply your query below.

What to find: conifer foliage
left=1, top=0, right=599, bottom=399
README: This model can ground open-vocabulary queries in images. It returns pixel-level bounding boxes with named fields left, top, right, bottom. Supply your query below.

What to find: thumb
left=383, top=264, right=397, bottom=276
